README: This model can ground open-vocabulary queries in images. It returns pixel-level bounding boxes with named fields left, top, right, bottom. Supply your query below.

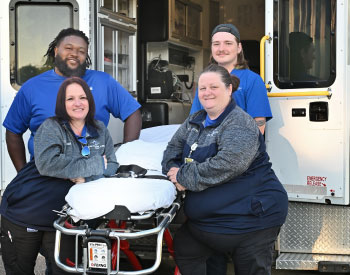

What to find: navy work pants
left=207, top=252, right=229, bottom=275
left=174, top=221, right=280, bottom=275
left=0, top=216, right=73, bottom=275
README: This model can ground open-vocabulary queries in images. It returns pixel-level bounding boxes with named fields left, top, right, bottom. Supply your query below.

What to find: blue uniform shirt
left=3, top=69, right=141, bottom=157
left=190, top=68, right=272, bottom=120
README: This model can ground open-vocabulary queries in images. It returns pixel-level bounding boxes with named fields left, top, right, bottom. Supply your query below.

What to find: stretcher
left=53, top=125, right=182, bottom=275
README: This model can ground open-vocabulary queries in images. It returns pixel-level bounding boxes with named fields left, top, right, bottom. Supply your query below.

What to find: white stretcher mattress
left=65, top=125, right=180, bottom=221
left=66, top=177, right=176, bottom=221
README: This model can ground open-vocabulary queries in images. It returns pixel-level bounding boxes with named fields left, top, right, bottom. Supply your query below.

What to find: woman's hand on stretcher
left=167, top=167, right=186, bottom=191
left=70, top=177, right=85, bottom=184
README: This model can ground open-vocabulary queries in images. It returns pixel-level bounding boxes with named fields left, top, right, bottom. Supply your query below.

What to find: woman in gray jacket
left=0, top=77, right=118, bottom=275
left=162, top=64, right=288, bottom=275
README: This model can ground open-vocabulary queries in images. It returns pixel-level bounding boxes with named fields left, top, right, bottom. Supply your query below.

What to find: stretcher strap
left=114, top=164, right=147, bottom=178
left=113, top=164, right=168, bottom=180
left=143, top=175, right=168, bottom=180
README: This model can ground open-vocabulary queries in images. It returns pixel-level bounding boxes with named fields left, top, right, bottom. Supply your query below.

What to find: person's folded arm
left=176, top=125, right=260, bottom=192
left=161, top=121, right=190, bottom=175
left=76, top=124, right=119, bottom=182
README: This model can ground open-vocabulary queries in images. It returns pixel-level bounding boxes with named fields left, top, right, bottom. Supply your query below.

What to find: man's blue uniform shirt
left=3, top=69, right=141, bottom=157
left=190, top=68, right=272, bottom=120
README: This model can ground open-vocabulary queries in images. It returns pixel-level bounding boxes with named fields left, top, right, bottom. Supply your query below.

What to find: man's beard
left=54, top=54, right=87, bottom=77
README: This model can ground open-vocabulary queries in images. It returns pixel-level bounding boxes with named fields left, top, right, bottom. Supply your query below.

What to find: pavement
left=0, top=253, right=322, bottom=275
left=0, top=253, right=46, bottom=275
left=0, top=227, right=323, bottom=274
left=0, top=215, right=323, bottom=275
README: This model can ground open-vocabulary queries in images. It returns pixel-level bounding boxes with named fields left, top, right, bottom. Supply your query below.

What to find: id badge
left=185, top=157, right=193, bottom=163
left=185, top=142, right=197, bottom=164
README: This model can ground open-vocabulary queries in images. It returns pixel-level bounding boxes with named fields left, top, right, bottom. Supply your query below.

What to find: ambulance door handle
left=292, top=108, right=306, bottom=117
left=260, top=35, right=271, bottom=91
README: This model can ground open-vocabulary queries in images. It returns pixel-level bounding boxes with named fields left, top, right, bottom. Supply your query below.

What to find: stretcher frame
left=53, top=199, right=181, bottom=275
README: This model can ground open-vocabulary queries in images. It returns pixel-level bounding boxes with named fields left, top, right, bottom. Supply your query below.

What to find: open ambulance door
left=264, top=0, right=350, bottom=271
left=264, top=0, right=347, bottom=206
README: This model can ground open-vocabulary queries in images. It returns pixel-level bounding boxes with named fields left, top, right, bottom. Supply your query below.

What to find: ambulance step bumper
left=276, top=253, right=350, bottom=272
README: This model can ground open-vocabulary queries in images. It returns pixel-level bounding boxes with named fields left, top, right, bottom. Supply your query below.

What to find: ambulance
left=1, top=0, right=350, bottom=272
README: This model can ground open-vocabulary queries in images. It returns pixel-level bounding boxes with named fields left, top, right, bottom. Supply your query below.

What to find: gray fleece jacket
left=162, top=101, right=288, bottom=234
left=34, top=118, right=118, bottom=181
left=162, top=101, right=260, bottom=192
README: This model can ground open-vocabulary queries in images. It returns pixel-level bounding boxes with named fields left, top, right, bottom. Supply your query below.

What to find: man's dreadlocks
left=44, top=28, right=92, bottom=67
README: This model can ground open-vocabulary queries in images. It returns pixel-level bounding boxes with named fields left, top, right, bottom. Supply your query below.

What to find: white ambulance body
left=264, top=0, right=350, bottom=271
left=2, top=0, right=350, bottom=272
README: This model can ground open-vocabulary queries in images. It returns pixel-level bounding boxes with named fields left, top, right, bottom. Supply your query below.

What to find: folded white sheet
left=66, top=125, right=180, bottom=221
left=66, top=177, right=176, bottom=221
left=115, top=140, right=168, bottom=171
left=139, top=124, right=180, bottom=143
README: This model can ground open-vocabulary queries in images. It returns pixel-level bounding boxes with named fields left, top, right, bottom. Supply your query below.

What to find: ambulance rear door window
left=9, top=0, right=78, bottom=88
left=273, top=0, right=336, bottom=89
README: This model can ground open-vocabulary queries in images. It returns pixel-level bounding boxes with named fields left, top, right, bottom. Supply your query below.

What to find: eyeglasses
left=77, top=136, right=90, bottom=157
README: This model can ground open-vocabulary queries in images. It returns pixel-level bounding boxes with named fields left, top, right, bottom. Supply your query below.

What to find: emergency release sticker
left=88, top=242, right=108, bottom=269
left=306, top=176, right=327, bottom=187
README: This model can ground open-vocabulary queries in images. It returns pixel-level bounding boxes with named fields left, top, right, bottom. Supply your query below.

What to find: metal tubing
left=130, top=211, right=155, bottom=220
left=53, top=202, right=180, bottom=274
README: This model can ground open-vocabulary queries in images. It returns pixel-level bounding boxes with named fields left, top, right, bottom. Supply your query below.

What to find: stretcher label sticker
left=88, top=242, right=107, bottom=269
left=307, top=176, right=327, bottom=187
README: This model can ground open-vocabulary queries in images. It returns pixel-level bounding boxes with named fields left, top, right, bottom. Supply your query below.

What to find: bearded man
left=4, top=28, right=142, bottom=172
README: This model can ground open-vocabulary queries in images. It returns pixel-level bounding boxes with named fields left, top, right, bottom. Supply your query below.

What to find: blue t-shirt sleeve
left=190, top=88, right=204, bottom=114
left=245, top=73, right=272, bottom=120
left=106, top=76, right=141, bottom=121
left=3, top=86, right=31, bottom=134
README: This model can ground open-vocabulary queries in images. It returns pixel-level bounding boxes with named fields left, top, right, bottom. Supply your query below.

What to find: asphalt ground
left=0, top=223, right=326, bottom=275
left=0, top=208, right=330, bottom=275
left=0, top=252, right=324, bottom=274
